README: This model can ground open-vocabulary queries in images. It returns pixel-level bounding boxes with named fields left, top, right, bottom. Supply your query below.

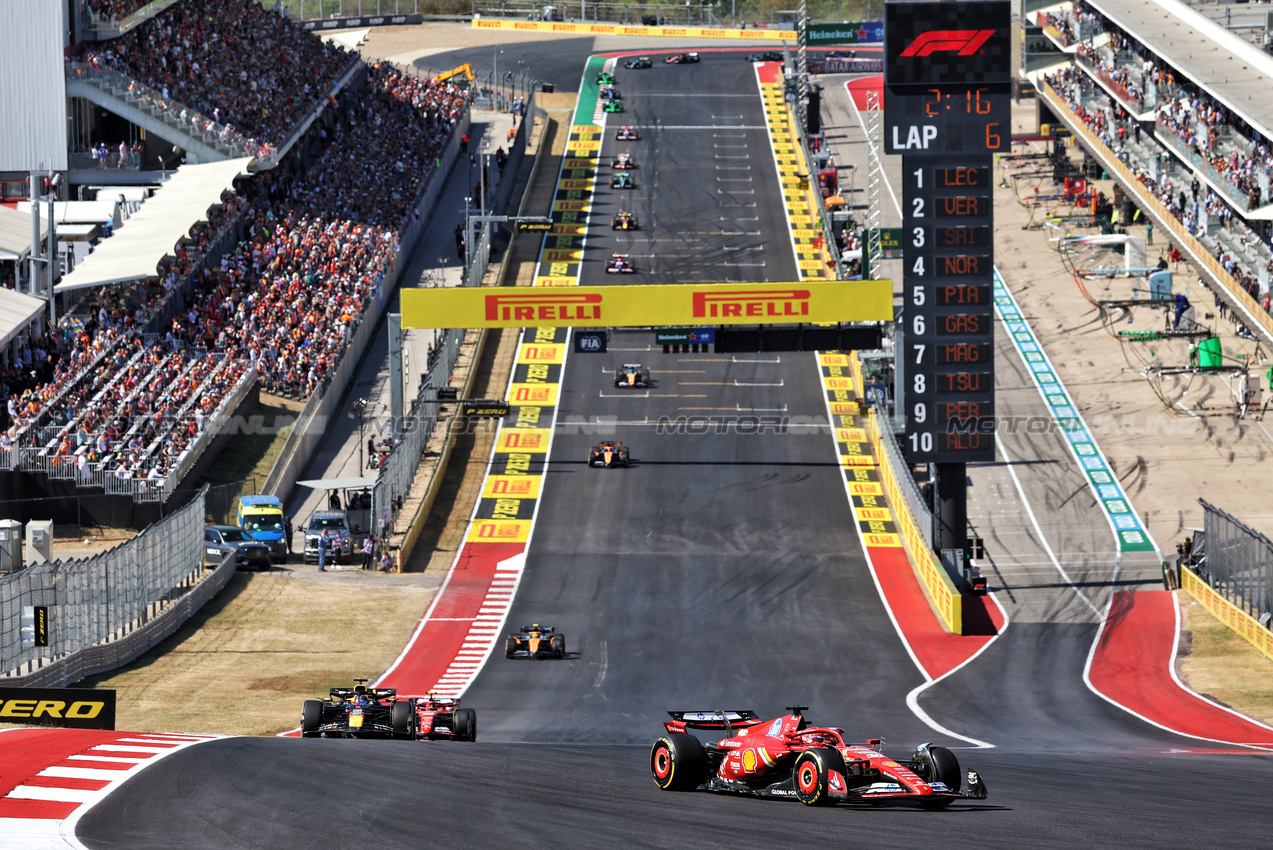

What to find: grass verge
left=72, top=573, right=434, bottom=736
left=1177, top=590, right=1273, bottom=728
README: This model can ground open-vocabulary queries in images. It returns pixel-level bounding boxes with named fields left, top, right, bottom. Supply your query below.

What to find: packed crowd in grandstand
left=1043, top=17, right=1273, bottom=340
left=93, top=0, right=352, bottom=153
left=1, top=0, right=471, bottom=492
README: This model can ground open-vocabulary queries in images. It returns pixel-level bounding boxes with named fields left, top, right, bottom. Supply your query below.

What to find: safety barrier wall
left=1181, top=566, right=1273, bottom=663
left=389, top=94, right=548, bottom=567
left=851, top=352, right=964, bottom=634
left=0, top=487, right=213, bottom=681
left=472, top=18, right=797, bottom=40
left=1195, top=498, right=1273, bottom=625
left=1040, top=82, right=1273, bottom=346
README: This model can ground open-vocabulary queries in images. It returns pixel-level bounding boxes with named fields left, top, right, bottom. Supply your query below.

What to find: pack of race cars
left=290, top=53, right=990, bottom=816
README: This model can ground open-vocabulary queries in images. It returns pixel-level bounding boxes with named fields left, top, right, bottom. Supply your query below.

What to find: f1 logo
left=899, top=30, right=995, bottom=57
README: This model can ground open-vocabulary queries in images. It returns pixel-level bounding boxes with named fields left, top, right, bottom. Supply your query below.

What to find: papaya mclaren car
left=616, top=125, right=640, bottom=140
left=666, top=52, right=700, bottom=64
left=649, top=707, right=988, bottom=808
left=299, top=681, right=474, bottom=741
left=589, top=441, right=630, bottom=467
left=613, top=363, right=650, bottom=387
left=505, top=624, right=566, bottom=659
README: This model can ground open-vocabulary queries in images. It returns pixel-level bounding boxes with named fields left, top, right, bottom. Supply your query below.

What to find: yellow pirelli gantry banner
left=473, top=18, right=797, bottom=40
left=402, top=280, right=892, bottom=329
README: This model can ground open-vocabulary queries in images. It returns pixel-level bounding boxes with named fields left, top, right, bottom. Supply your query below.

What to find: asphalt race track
left=73, top=48, right=1273, bottom=849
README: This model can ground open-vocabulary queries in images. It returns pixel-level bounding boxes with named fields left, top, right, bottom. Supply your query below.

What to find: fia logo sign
left=574, top=331, right=607, bottom=354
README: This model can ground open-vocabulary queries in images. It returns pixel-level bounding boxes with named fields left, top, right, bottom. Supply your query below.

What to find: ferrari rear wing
left=665, top=710, right=762, bottom=734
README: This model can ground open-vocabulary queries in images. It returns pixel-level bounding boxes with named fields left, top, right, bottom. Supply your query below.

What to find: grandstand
left=0, top=0, right=471, bottom=525
left=1024, top=0, right=1273, bottom=346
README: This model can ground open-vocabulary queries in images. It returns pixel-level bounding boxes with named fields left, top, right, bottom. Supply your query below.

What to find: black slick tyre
left=505, top=637, right=516, bottom=658
left=918, top=745, right=961, bottom=809
left=793, top=748, right=844, bottom=806
left=301, top=700, right=323, bottom=738
left=550, top=635, right=565, bottom=658
left=454, top=708, right=477, bottom=741
left=390, top=701, right=414, bottom=740
left=650, top=733, right=707, bottom=791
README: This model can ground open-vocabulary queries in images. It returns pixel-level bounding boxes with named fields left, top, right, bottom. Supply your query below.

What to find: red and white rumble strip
left=0, top=727, right=223, bottom=848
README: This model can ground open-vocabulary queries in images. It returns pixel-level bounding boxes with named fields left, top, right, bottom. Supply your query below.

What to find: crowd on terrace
left=1045, top=64, right=1273, bottom=333
left=92, top=0, right=350, bottom=153
left=1, top=4, right=471, bottom=490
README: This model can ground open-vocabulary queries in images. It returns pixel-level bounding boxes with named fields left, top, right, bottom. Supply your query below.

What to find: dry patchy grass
left=1177, top=590, right=1273, bottom=727
left=77, top=574, right=433, bottom=736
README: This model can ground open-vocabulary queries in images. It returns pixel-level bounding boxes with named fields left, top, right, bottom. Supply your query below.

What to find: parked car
left=204, top=525, right=272, bottom=571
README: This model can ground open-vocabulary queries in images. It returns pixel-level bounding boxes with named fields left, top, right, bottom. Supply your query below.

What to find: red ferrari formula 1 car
left=650, top=707, right=988, bottom=808
left=411, top=692, right=477, bottom=741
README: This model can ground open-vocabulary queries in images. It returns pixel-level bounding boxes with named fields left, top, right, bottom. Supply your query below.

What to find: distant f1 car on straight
left=650, top=706, right=988, bottom=808
left=616, top=125, right=640, bottom=140
left=603, top=98, right=624, bottom=113
left=589, top=441, right=630, bottom=467
left=299, top=681, right=476, bottom=741
left=746, top=51, right=784, bottom=61
left=625, top=56, right=652, bottom=69
left=611, top=171, right=635, bottom=189
left=614, top=363, right=650, bottom=387
left=606, top=253, right=636, bottom=273
left=612, top=152, right=635, bottom=169
left=612, top=211, right=639, bottom=230
left=505, top=624, right=566, bottom=659
left=596, top=70, right=616, bottom=85
left=665, top=52, right=699, bottom=64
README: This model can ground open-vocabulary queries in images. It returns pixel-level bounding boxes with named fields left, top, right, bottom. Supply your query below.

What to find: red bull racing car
left=299, top=681, right=476, bottom=741
left=505, top=624, right=566, bottom=659
left=616, top=125, right=640, bottom=140
left=589, top=441, right=630, bottom=467
left=650, top=706, right=988, bottom=808
left=612, top=211, right=639, bottom=230
left=606, top=253, right=636, bottom=273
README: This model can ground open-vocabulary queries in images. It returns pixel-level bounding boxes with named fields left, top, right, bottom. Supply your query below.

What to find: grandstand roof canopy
left=1089, top=0, right=1273, bottom=142
left=0, top=288, right=48, bottom=351
left=54, top=158, right=252, bottom=294
left=0, top=206, right=49, bottom=263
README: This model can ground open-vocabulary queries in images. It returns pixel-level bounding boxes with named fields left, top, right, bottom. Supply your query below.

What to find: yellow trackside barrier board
left=473, top=18, right=797, bottom=40
left=1181, top=568, right=1273, bottom=662
left=402, top=280, right=892, bottom=329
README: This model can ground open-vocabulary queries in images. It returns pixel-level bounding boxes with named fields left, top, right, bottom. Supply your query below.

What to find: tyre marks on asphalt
left=0, top=728, right=220, bottom=845
left=379, top=68, right=605, bottom=698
